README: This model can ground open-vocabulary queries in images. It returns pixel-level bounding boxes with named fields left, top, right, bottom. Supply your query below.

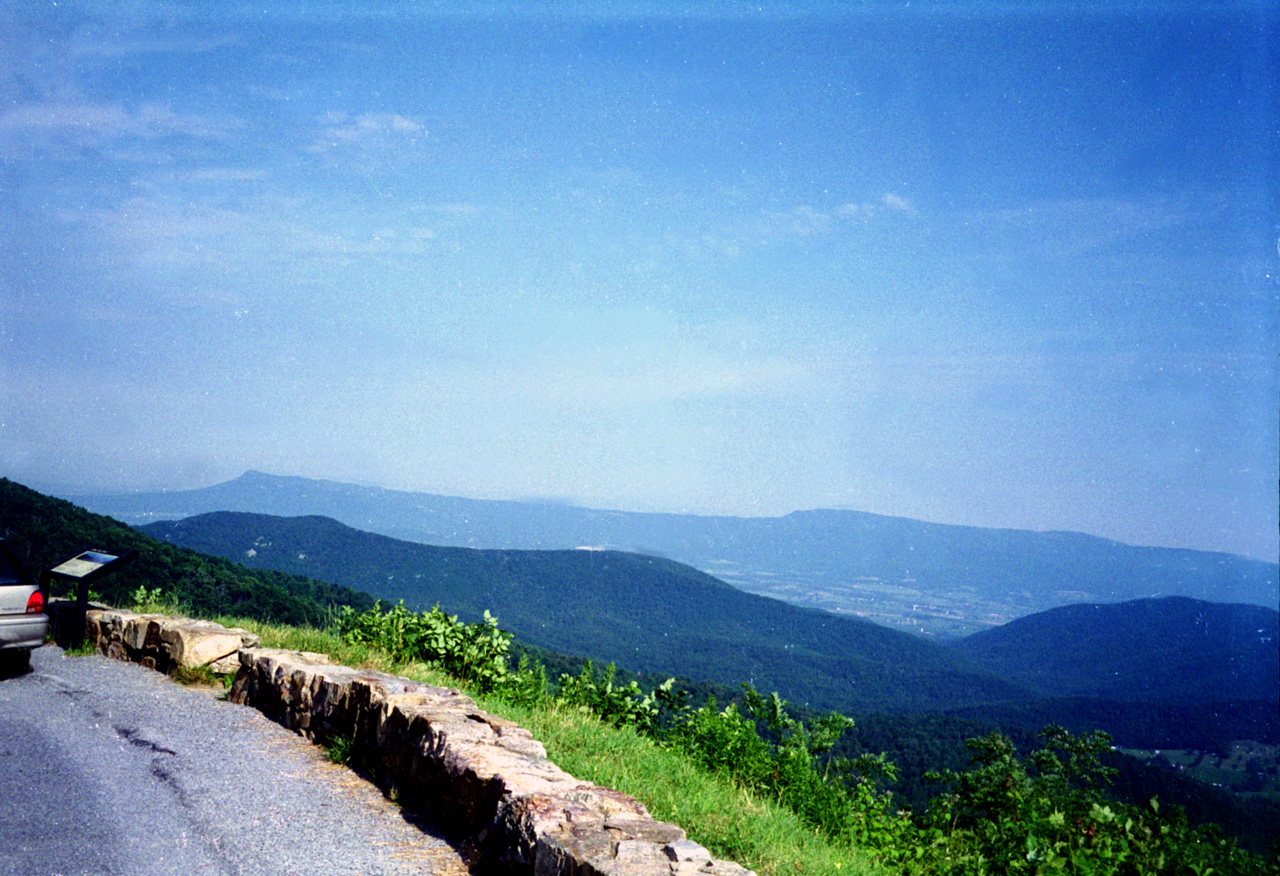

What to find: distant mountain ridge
left=139, top=510, right=1032, bottom=716
left=75, top=471, right=1279, bottom=637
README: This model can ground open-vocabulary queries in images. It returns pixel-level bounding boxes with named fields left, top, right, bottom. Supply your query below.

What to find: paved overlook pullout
left=1, top=644, right=470, bottom=876
left=36, top=603, right=758, bottom=876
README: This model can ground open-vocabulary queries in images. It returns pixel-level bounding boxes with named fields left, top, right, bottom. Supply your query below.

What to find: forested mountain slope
left=140, top=510, right=1031, bottom=714
left=0, top=479, right=373, bottom=625
left=75, top=471, right=1280, bottom=637
left=950, top=596, right=1278, bottom=705
left=142, top=509, right=1280, bottom=747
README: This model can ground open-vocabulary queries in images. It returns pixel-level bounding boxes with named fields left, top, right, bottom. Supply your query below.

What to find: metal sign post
left=41, top=549, right=138, bottom=648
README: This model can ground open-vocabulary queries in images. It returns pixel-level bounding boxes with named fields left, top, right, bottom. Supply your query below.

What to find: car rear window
left=0, top=549, right=29, bottom=587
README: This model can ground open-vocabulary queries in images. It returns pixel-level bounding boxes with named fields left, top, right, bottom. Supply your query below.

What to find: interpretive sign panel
left=50, top=551, right=122, bottom=580
left=43, top=548, right=138, bottom=647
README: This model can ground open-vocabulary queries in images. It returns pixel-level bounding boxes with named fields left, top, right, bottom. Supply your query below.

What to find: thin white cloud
left=58, top=191, right=452, bottom=284
left=0, top=100, right=240, bottom=151
left=427, top=202, right=484, bottom=216
left=730, top=193, right=922, bottom=250
left=836, top=192, right=917, bottom=219
left=880, top=192, right=916, bottom=213
left=68, top=31, right=244, bottom=58
left=965, top=196, right=1198, bottom=260
left=308, top=111, right=427, bottom=154
left=185, top=168, right=270, bottom=182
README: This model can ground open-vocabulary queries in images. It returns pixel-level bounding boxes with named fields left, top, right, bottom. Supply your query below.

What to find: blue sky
left=2, top=1, right=1276, bottom=562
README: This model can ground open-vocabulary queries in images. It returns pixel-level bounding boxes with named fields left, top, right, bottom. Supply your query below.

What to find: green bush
left=130, top=584, right=184, bottom=616
left=919, top=726, right=1277, bottom=875
left=556, top=660, right=676, bottom=733
left=335, top=600, right=512, bottom=694
left=544, top=659, right=913, bottom=857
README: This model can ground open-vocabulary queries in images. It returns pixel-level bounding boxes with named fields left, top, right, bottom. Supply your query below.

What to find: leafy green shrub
left=130, top=584, right=184, bottom=616
left=556, top=661, right=676, bottom=732
left=507, top=653, right=550, bottom=704
left=335, top=601, right=513, bottom=693
left=919, top=727, right=1277, bottom=875
left=667, top=686, right=914, bottom=855
left=547, top=664, right=912, bottom=857
left=672, top=694, right=774, bottom=783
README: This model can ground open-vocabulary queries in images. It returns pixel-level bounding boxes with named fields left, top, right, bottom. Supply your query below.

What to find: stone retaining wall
left=47, top=600, right=260, bottom=673
left=52, top=605, right=755, bottom=876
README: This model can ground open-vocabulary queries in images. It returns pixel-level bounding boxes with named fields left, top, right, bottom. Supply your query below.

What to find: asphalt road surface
left=0, top=645, right=472, bottom=876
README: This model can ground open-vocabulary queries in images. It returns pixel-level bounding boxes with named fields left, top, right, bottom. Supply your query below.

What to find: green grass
left=209, top=616, right=458, bottom=685
left=171, top=663, right=229, bottom=690
left=477, top=695, right=882, bottom=876
left=210, top=614, right=887, bottom=876
left=323, top=733, right=355, bottom=766
left=62, top=640, right=98, bottom=657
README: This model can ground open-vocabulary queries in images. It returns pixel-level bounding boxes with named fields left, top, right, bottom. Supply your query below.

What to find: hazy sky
left=2, top=1, right=1276, bottom=561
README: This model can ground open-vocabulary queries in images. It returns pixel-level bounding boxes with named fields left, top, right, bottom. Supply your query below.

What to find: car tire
left=0, top=648, right=32, bottom=678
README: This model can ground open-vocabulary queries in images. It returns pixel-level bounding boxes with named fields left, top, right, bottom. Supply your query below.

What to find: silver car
left=0, top=539, right=48, bottom=673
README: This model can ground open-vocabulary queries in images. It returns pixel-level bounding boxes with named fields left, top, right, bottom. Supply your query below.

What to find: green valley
left=138, top=510, right=1030, bottom=715
left=72, top=471, right=1279, bottom=638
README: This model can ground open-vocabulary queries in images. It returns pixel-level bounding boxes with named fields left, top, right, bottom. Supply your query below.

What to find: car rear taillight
left=26, top=590, right=43, bottom=614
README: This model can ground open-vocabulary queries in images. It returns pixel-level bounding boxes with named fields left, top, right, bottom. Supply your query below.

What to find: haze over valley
left=77, top=471, right=1280, bottom=639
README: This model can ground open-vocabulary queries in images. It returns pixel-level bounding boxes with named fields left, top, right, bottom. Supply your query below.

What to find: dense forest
left=139, top=510, right=1034, bottom=714
left=0, top=478, right=373, bottom=625
left=952, top=597, right=1278, bottom=705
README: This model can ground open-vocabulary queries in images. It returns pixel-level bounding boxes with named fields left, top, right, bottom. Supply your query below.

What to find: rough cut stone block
left=207, top=652, right=242, bottom=674
left=535, top=826, right=616, bottom=876
left=604, top=815, right=686, bottom=846
left=672, top=862, right=706, bottom=876
left=664, top=840, right=711, bottom=863
left=612, top=839, right=676, bottom=876
left=702, top=862, right=757, bottom=876
left=160, top=624, right=244, bottom=669
left=122, top=615, right=162, bottom=651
